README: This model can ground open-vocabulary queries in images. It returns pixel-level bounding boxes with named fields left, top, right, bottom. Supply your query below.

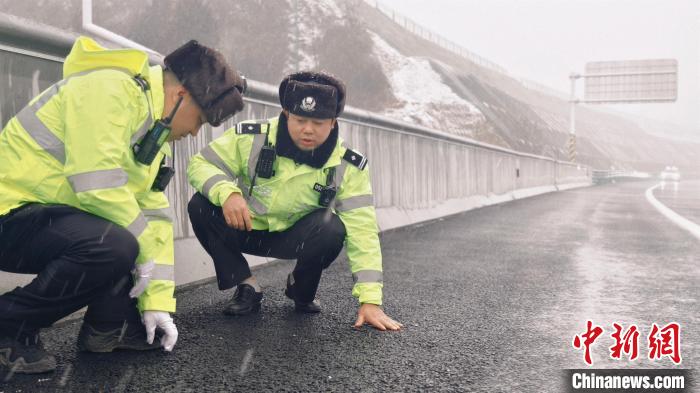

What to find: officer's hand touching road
left=223, top=192, right=253, bottom=231
left=354, top=304, right=403, bottom=331
left=142, top=311, right=178, bottom=352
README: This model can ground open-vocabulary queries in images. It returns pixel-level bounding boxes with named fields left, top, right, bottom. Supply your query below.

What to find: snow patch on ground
left=369, top=31, right=484, bottom=136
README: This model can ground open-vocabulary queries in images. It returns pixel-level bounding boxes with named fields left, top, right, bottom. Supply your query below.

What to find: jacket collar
left=150, top=65, right=165, bottom=121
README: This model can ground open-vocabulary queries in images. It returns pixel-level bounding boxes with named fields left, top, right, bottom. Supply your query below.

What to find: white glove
left=142, top=311, right=178, bottom=352
left=129, top=261, right=154, bottom=298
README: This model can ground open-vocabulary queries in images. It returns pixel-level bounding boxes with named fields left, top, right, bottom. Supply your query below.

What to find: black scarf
left=275, top=113, right=338, bottom=169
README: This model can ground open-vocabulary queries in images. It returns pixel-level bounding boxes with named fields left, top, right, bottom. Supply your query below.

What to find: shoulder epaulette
left=236, top=120, right=270, bottom=135
left=342, top=147, right=368, bottom=170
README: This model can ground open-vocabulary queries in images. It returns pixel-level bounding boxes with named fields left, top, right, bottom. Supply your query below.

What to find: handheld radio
left=256, top=144, right=276, bottom=179
left=248, top=134, right=276, bottom=196
left=315, top=167, right=337, bottom=207
left=133, top=96, right=183, bottom=165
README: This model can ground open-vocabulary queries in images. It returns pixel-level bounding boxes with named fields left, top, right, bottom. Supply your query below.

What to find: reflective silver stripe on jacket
left=15, top=82, right=67, bottom=164
left=247, top=133, right=268, bottom=180
left=13, top=67, right=153, bottom=165
left=241, top=134, right=270, bottom=215
left=126, top=213, right=148, bottom=238
left=326, top=160, right=349, bottom=210
left=335, top=194, right=374, bottom=212
left=142, top=207, right=174, bottom=222
left=200, top=145, right=237, bottom=181
left=33, top=83, right=62, bottom=108
left=151, top=264, right=175, bottom=281
left=202, top=174, right=231, bottom=197
left=333, top=159, right=349, bottom=189
left=15, top=106, right=66, bottom=164
left=352, top=270, right=383, bottom=284
left=235, top=175, right=268, bottom=215
left=67, top=168, right=129, bottom=193
left=246, top=194, right=268, bottom=215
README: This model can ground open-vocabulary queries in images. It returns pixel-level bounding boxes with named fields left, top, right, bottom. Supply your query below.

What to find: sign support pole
left=569, top=73, right=580, bottom=162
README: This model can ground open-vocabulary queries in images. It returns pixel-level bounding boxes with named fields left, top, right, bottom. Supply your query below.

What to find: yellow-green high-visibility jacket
left=0, top=36, right=176, bottom=312
left=187, top=117, right=384, bottom=305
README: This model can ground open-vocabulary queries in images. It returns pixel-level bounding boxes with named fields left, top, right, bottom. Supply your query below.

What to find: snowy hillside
left=283, top=0, right=346, bottom=73
left=369, top=32, right=484, bottom=137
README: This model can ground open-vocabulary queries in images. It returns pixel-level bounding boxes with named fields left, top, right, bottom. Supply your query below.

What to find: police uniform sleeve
left=61, top=76, right=176, bottom=312
left=187, top=127, right=244, bottom=206
left=134, top=185, right=176, bottom=313
left=335, top=163, right=383, bottom=305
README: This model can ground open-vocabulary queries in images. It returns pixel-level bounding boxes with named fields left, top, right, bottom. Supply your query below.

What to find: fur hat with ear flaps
left=278, top=71, right=346, bottom=119
left=164, top=40, right=246, bottom=127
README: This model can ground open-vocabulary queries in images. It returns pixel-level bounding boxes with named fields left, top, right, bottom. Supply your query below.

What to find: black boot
left=285, top=274, right=322, bottom=313
left=223, top=284, right=263, bottom=316
left=76, top=321, right=161, bottom=353
left=0, top=334, right=56, bottom=374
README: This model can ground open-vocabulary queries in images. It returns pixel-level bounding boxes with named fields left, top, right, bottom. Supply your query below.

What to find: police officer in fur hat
left=187, top=71, right=403, bottom=331
left=0, top=37, right=245, bottom=373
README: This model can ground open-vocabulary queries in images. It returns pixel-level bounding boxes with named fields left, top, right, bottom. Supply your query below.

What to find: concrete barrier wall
left=0, top=41, right=591, bottom=292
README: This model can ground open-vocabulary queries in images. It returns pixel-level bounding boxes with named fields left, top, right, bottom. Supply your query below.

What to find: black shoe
left=0, top=335, right=56, bottom=374
left=223, top=284, right=263, bottom=316
left=77, top=322, right=161, bottom=353
left=293, top=299, right=322, bottom=313
left=285, top=274, right=322, bottom=313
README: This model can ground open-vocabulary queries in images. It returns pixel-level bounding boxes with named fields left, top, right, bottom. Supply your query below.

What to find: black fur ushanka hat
left=164, top=40, right=247, bottom=127
left=278, top=71, right=346, bottom=119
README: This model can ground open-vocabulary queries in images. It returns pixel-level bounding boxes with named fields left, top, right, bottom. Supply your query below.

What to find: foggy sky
left=377, top=0, right=700, bottom=131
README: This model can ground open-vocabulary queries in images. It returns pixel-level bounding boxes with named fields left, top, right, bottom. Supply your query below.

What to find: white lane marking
left=645, top=183, right=700, bottom=241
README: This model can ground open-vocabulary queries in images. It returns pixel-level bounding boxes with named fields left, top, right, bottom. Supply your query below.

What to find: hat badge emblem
left=300, top=96, right=316, bottom=112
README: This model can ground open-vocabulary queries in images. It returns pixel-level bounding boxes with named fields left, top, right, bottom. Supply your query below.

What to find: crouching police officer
left=0, top=36, right=246, bottom=373
left=187, top=71, right=402, bottom=331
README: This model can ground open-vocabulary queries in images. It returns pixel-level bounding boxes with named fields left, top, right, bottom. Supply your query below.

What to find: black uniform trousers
left=0, top=204, right=141, bottom=340
left=188, top=192, right=346, bottom=303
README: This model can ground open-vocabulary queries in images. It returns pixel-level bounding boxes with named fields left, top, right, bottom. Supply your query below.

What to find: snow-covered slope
left=369, top=32, right=484, bottom=136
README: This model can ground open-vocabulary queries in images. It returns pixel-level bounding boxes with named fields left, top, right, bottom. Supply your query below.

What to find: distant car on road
left=659, top=166, right=681, bottom=182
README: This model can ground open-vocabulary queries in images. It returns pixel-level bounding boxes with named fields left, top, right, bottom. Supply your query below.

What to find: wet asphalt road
left=1, top=180, right=699, bottom=392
